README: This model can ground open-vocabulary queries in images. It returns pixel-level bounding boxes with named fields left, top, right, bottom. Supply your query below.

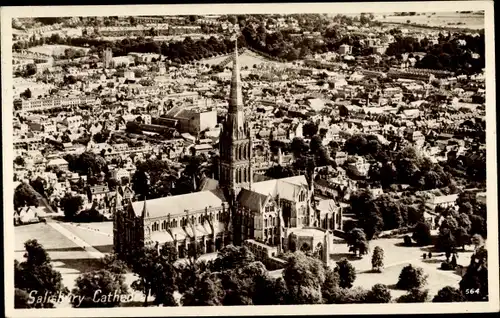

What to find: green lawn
left=330, top=235, right=473, bottom=301
left=58, top=222, right=114, bottom=254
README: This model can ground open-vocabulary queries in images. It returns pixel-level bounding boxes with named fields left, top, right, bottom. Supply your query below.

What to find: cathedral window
left=264, top=218, right=268, bottom=227
left=152, top=222, right=159, bottom=231
left=299, top=191, right=306, bottom=202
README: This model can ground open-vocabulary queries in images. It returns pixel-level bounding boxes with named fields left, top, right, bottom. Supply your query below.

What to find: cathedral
left=113, top=44, right=342, bottom=262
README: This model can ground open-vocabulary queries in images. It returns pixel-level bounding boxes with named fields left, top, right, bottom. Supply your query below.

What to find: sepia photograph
left=1, top=1, right=498, bottom=317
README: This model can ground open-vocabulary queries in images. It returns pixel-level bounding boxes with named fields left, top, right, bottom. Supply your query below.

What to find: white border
left=2, top=1, right=498, bottom=317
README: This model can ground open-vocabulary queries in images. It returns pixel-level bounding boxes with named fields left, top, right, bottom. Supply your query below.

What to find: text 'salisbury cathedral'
left=113, top=43, right=342, bottom=266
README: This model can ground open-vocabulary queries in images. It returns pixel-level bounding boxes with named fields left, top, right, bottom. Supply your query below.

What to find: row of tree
left=15, top=239, right=487, bottom=308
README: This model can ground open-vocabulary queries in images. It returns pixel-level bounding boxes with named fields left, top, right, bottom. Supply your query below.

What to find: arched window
left=243, top=168, right=247, bottom=182
left=264, top=218, right=268, bottom=228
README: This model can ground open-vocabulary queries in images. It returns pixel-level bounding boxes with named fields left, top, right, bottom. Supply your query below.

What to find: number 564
left=465, top=288, right=480, bottom=294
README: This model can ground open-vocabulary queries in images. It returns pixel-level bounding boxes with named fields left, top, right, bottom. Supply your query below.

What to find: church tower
left=219, top=41, right=253, bottom=200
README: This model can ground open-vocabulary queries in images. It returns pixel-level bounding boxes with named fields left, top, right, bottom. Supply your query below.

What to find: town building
left=113, top=44, right=340, bottom=263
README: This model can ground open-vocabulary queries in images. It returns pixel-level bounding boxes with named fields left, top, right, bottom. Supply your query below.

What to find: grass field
left=58, top=222, right=113, bottom=254
left=199, top=50, right=288, bottom=68
left=27, top=45, right=91, bottom=57
left=376, top=12, right=484, bottom=30
left=330, top=235, right=473, bottom=300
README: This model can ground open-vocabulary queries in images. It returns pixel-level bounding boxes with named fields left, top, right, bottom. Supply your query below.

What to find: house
left=88, top=185, right=111, bottom=203
left=332, top=151, right=348, bottom=166
left=47, top=158, right=69, bottom=171
left=347, top=156, right=371, bottom=177
left=112, top=168, right=131, bottom=183
left=338, top=44, right=352, bottom=55
left=428, top=193, right=459, bottom=210
left=14, top=206, right=40, bottom=225
left=63, top=115, right=83, bottom=130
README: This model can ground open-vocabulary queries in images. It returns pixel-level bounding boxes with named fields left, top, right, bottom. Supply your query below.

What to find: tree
left=321, top=268, right=340, bottom=304
left=396, top=265, right=428, bottom=290
left=283, top=252, right=326, bottom=304
left=100, top=253, right=128, bottom=275
left=65, top=152, right=107, bottom=176
left=60, top=193, right=84, bottom=219
left=437, top=216, right=459, bottom=254
left=412, top=222, right=432, bottom=246
left=459, top=245, right=488, bottom=301
left=14, top=183, right=39, bottom=210
left=432, top=286, right=466, bottom=302
left=346, top=228, right=369, bottom=256
left=14, top=156, right=26, bottom=166
left=371, top=246, right=384, bottom=272
left=181, top=272, right=225, bottom=306
left=20, top=88, right=32, bottom=99
left=290, top=137, right=309, bottom=159
left=25, top=63, right=37, bottom=76
left=365, top=284, right=392, bottom=303
left=130, top=246, right=178, bottom=307
left=15, top=288, right=33, bottom=308
left=302, top=121, right=319, bottom=137
left=30, top=177, right=47, bottom=198
left=344, top=135, right=368, bottom=155
left=396, top=288, right=429, bottom=303
left=325, top=286, right=368, bottom=304
left=334, top=258, right=356, bottom=289
left=220, top=261, right=270, bottom=305
left=72, top=269, right=128, bottom=307
left=469, top=215, right=486, bottom=238
left=212, top=245, right=255, bottom=272
left=15, top=240, right=69, bottom=308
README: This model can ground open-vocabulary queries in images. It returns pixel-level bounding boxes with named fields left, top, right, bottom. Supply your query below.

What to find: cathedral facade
left=113, top=45, right=342, bottom=262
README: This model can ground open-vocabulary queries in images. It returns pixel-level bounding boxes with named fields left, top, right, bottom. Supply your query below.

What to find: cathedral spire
left=229, top=39, right=243, bottom=113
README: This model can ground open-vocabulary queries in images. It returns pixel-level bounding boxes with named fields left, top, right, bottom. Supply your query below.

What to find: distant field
left=27, top=45, right=91, bottom=57
left=200, top=50, right=289, bottom=68
left=377, top=12, right=484, bottom=30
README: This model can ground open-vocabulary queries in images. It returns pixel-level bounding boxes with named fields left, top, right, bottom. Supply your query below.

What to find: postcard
left=2, top=1, right=498, bottom=317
